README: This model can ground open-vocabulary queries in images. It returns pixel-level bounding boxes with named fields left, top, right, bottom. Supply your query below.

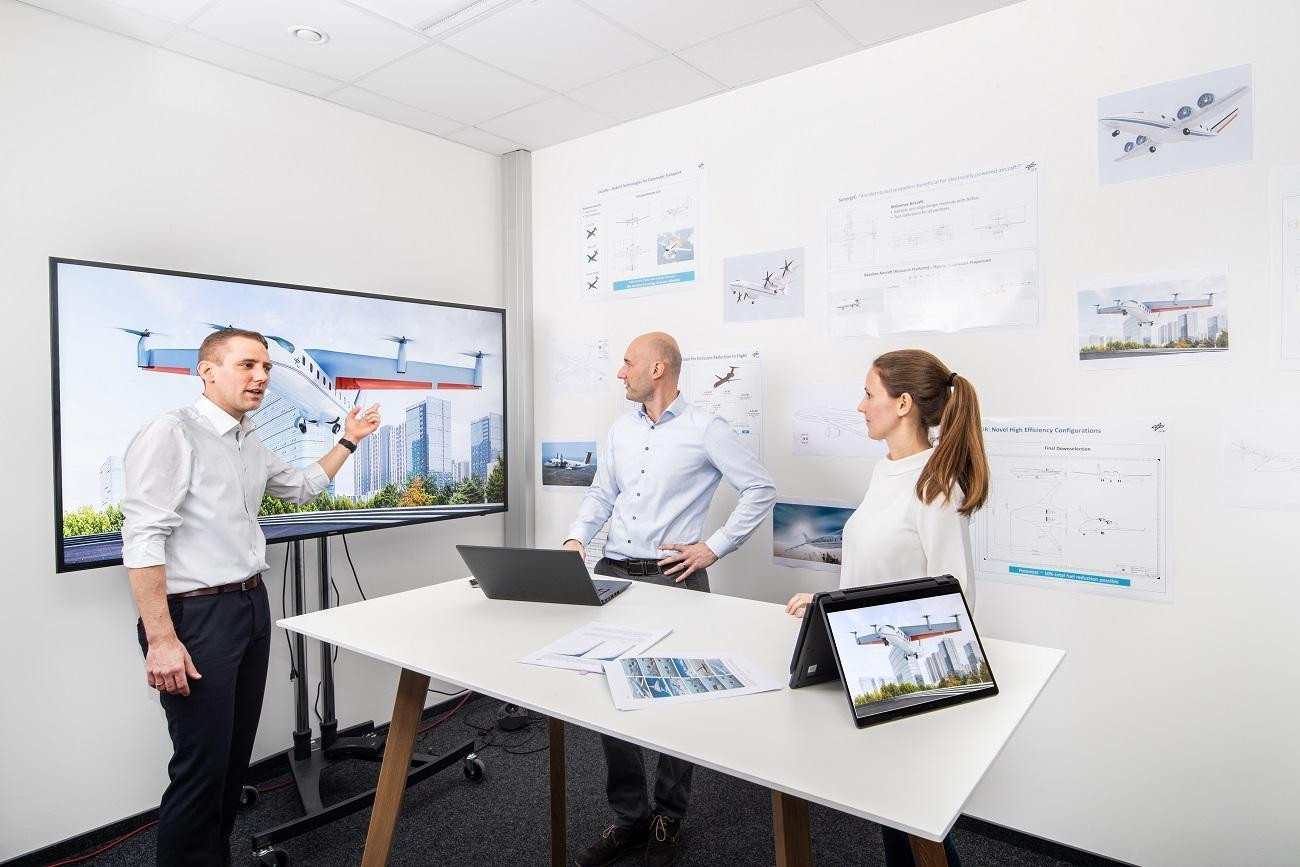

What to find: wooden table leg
left=548, top=717, right=566, bottom=867
left=360, top=667, right=430, bottom=867
left=909, top=834, right=950, bottom=867
left=771, top=790, right=813, bottom=867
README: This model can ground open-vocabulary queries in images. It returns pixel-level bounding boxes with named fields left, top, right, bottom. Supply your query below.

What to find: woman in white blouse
left=785, top=348, right=989, bottom=867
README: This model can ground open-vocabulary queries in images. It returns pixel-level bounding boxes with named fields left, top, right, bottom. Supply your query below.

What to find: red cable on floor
left=419, top=691, right=474, bottom=734
left=44, top=820, right=158, bottom=866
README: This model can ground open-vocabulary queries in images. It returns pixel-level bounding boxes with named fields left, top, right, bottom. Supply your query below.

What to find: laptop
left=789, top=575, right=998, bottom=728
left=456, top=545, right=632, bottom=606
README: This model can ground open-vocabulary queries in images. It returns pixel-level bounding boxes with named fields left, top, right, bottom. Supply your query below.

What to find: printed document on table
left=603, top=653, right=781, bottom=710
left=521, top=623, right=672, bottom=675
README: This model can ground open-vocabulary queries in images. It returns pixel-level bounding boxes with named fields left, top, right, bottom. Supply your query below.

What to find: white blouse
left=839, top=448, right=976, bottom=610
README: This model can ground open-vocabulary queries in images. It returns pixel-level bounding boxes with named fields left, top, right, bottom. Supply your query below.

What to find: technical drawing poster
left=550, top=336, right=613, bottom=393
left=1273, top=167, right=1300, bottom=368
left=1224, top=409, right=1300, bottom=512
left=680, top=349, right=762, bottom=455
left=580, top=165, right=701, bottom=299
left=790, top=383, right=887, bottom=459
left=1097, top=65, right=1252, bottom=186
left=722, top=247, right=804, bottom=322
left=1077, top=269, right=1229, bottom=369
left=972, top=418, right=1171, bottom=601
left=826, top=160, right=1039, bottom=337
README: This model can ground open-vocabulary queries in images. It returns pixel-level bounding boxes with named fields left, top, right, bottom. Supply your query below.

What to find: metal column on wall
left=502, top=149, right=535, bottom=547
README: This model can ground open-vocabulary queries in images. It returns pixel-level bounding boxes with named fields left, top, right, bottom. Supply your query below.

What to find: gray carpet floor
left=42, top=695, right=1107, bottom=866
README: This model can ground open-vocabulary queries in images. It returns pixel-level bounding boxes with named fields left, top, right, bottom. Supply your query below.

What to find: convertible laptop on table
left=789, top=575, right=998, bottom=728
left=456, top=545, right=632, bottom=606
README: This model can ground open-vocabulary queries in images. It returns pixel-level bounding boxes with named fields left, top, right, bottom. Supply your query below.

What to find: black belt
left=168, top=574, right=261, bottom=600
left=606, top=557, right=662, bottom=577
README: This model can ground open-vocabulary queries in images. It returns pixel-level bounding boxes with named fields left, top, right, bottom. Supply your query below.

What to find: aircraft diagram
left=1009, top=486, right=1067, bottom=553
left=585, top=226, right=597, bottom=239
left=1076, top=510, right=1145, bottom=536
left=1093, top=292, right=1215, bottom=326
left=712, top=366, right=739, bottom=388
left=852, top=614, right=965, bottom=661
left=617, top=212, right=648, bottom=228
left=793, top=407, right=868, bottom=439
left=586, top=250, right=598, bottom=263
left=119, top=325, right=484, bottom=434
left=545, top=451, right=593, bottom=470
left=1230, top=441, right=1300, bottom=472
left=835, top=297, right=864, bottom=312
left=1010, top=466, right=1066, bottom=480
left=585, top=277, right=599, bottom=293
left=1074, top=465, right=1152, bottom=484
left=1099, top=85, right=1249, bottom=161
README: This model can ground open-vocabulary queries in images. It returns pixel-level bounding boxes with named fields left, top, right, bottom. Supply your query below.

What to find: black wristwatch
left=338, top=437, right=357, bottom=453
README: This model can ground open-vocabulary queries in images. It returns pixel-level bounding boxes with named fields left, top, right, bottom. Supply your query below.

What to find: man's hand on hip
left=562, top=538, right=586, bottom=561
left=146, top=635, right=201, bottom=696
left=658, top=542, right=717, bottom=582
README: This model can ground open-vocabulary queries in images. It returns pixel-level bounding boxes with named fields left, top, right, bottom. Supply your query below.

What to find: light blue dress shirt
left=566, top=393, right=777, bottom=561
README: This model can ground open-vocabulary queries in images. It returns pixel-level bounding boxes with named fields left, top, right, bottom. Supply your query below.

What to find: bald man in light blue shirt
left=564, top=332, right=775, bottom=867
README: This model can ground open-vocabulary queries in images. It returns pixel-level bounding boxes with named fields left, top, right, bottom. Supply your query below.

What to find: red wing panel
left=436, top=383, right=482, bottom=390
left=144, top=366, right=194, bottom=376
left=336, top=377, right=433, bottom=390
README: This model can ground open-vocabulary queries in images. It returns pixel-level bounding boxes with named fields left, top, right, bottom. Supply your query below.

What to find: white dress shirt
left=121, top=395, right=330, bottom=594
left=839, top=448, right=976, bottom=610
left=566, top=393, right=777, bottom=561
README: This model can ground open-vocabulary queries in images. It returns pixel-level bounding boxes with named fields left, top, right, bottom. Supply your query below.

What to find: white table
left=279, top=578, right=1063, bottom=867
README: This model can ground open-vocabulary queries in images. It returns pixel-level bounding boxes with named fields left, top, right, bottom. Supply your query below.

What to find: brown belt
left=168, top=574, right=261, bottom=600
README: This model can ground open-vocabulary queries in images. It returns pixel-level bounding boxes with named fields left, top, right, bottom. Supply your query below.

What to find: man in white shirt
left=564, top=332, right=776, bottom=867
left=121, top=328, right=379, bottom=867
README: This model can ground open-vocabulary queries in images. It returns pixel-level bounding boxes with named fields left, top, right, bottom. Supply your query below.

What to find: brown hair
left=872, top=349, right=989, bottom=516
left=198, top=328, right=268, bottom=365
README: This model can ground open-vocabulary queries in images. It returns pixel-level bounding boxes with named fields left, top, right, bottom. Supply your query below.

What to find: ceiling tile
left=327, top=86, right=464, bottom=135
left=20, top=0, right=179, bottom=43
left=478, top=96, right=612, bottom=150
left=344, top=0, right=476, bottom=29
left=817, top=0, right=1013, bottom=46
left=355, top=44, right=550, bottom=125
left=444, top=0, right=661, bottom=92
left=581, top=0, right=806, bottom=53
left=165, top=29, right=343, bottom=96
left=445, top=126, right=525, bottom=155
left=567, top=56, right=723, bottom=123
left=188, top=0, right=428, bottom=81
left=103, top=0, right=214, bottom=25
left=677, top=6, right=858, bottom=89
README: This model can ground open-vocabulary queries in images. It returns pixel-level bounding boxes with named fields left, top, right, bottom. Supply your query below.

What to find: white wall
left=0, top=2, right=504, bottom=858
left=531, top=1, right=1299, bottom=864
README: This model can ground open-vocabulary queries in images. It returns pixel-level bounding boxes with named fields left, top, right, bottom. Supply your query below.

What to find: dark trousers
left=593, top=557, right=709, bottom=828
left=136, top=581, right=271, bottom=867
left=881, top=827, right=963, bottom=867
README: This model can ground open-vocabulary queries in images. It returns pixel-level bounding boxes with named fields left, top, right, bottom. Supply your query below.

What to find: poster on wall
left=772, top=497, right=856, bottom=573
left=790, top=383, right=888, bottom=459
left=1097, top=64, right=1253, bottom=186
left=579, top=164, right=702, bottom=300
left=826, top=160, right=1040, bottom=338
left=541, top=439, right=598, bottom=488
left=1223, top=409, right=1300, bottom=512
left=972, top=418, right=1171, bottom=602
left=1271, top=167, right=1300, bottom=368
left=1076, top=269, right=1230, bottom=369
left=722, top=247, right=805, bottom=322
left=550, top=336, right=613, bottom=393
left=680, top=349, right=763, bottom=455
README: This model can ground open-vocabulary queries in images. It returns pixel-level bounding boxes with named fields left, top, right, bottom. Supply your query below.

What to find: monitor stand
left=249, top=538, right=484, bottom=866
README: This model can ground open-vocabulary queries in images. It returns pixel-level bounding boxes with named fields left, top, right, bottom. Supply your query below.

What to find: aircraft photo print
left=52, top=261, right=505, bottom=571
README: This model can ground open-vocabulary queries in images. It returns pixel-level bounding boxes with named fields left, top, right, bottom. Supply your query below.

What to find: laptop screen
left=824, top=588, right=996, bottom=724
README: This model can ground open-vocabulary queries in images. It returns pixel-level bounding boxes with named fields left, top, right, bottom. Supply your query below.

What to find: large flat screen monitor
left=50, top=258, right=507, bottom=573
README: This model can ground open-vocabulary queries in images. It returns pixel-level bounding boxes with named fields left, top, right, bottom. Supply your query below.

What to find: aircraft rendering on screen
left=712, top=366, right=740, bottom=388
left=545, top=451, right=592, bottom=470
left=119, top=325, right=485, bottom=434
left=1099, top=85, right=1249, bottom=161
left=835, top=297, right=863, bottom=312
left=852, top=613, right=965, bottom=660
left=1093, top=291, right=1215, bottom=326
